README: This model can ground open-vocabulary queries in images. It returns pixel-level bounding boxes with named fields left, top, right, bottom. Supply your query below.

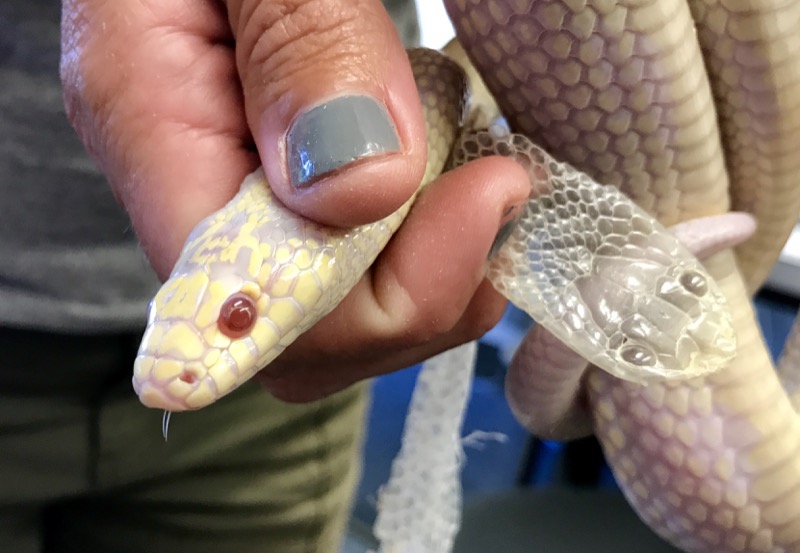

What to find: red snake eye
left=218, top=293, right=257, bottom=338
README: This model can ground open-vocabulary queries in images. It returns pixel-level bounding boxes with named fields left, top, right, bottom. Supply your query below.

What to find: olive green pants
left=0, top=329, right=367, bottom=553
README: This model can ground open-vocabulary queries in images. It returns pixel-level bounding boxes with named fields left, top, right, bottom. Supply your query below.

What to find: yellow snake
left=133, top=1, right=800, bottom=552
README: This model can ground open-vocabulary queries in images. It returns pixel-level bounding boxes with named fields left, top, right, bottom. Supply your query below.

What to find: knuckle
left=460, top=298, right=507, bottom=342
left=391, top=281, right=509, bottom=346
left=238, top=0, right=358, bottom=65
left=260, top=378, right=321, bottom=403
left=401, top=300, right=464, bottom=345
left=60, top=64, right=83, bottom=135
left=235, top=0, right=370, bottom=93
left=383, top=279, right=492, bottom=347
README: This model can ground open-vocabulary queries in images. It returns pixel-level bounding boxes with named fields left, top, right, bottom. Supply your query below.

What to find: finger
left=256, top=156, right=531, bottom=402
left=258, top=280, right=505, bottom=402
left=61, top=0, right=255, bottom=279
left=227, top=0, right=428, bottom=227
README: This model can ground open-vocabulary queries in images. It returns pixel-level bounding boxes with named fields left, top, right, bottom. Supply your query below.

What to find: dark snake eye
left=218, top=293, right=257, bottom=338
left=679, top=270, right=709, bottom=297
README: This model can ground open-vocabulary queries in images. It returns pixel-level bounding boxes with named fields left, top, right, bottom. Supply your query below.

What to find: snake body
left=445, top=0, right=800, bottom=551
left=134, top=0, right=800, bottom=551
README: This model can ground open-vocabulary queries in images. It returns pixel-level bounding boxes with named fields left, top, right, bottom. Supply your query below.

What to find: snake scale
left=133, top=1, right=800, bottom=552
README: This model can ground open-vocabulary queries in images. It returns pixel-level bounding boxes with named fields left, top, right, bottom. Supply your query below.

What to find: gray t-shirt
left=0, top=0, right=418, bottom=333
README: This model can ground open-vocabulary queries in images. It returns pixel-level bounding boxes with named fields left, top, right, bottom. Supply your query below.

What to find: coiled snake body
left=134, top=1, right=800, bottom=552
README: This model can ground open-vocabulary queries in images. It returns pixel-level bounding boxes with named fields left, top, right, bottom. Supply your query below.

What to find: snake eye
left=218, top=293, right=257, bottom=338
left=679, top=270, right=709, bottom=297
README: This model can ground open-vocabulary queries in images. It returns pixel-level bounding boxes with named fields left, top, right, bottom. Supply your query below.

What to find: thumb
left=227, top=0, right=427, bottom=226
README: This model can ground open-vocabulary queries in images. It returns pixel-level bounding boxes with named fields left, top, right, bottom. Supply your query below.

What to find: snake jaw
left=134, top=357, right=195, bottom=411
left=133, top=328, right=266, bottom=412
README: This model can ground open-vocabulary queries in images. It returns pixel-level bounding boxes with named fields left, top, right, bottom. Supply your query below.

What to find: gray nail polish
left=288, top=95, right=401, bottom=187
left=489, top=219, right=518, bottom=259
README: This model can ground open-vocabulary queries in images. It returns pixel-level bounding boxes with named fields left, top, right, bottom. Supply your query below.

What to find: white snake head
left=133, top=170, right=340, bottom=411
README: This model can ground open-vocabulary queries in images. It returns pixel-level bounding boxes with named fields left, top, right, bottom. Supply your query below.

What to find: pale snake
left=133, top=1, right=800, bottom=552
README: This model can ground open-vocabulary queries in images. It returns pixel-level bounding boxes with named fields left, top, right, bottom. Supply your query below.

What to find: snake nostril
left=179, top=370, right=197, bottom=384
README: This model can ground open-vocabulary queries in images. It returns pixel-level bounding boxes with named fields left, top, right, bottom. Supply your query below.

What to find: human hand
left=60, top=0, right=530, bottom=402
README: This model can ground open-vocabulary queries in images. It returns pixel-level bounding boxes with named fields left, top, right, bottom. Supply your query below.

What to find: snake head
left=574, top=253, right=737, bottom=382
left=134, top=270, right=268, bottom=411
left=133, top=171, right=337, bottom=411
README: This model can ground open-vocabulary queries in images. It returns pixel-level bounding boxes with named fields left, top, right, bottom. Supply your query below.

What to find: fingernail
left=489, top=219, right=518, bottom=259
left=489, top=204, right=524, bottom=259
left=288, top=95, right=401, bottom=187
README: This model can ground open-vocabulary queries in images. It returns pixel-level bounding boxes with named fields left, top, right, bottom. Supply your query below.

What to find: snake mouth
left=133, top=355, right=221, bottom=411
left=136, top=380, right=193, bottom=411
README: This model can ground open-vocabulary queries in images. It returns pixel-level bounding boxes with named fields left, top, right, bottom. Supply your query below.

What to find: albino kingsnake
left=133, top=1, right=800, bottom=552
